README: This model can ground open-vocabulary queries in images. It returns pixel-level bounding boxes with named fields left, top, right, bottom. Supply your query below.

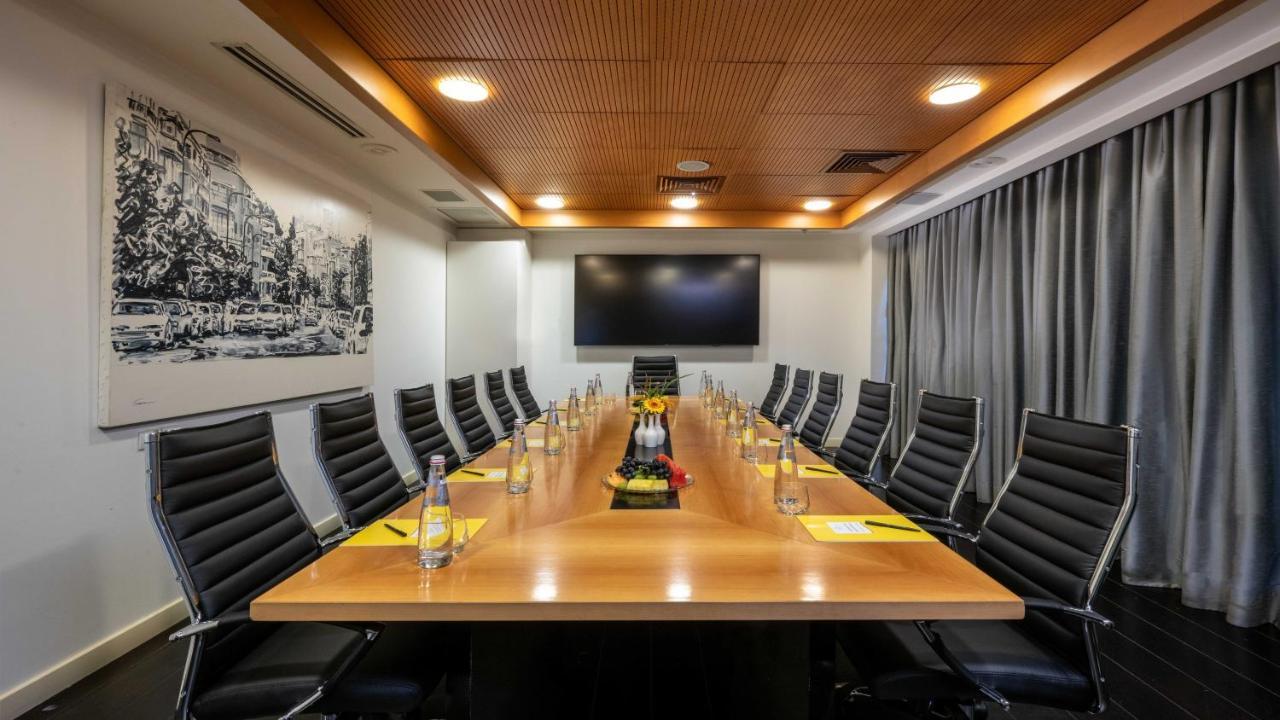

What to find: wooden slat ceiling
left=315, top=0, right=1145, bottom=214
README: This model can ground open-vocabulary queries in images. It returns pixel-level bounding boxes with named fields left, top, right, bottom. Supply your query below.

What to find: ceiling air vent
left=216, top=43, right=368, bottom=139
left=436, top=207, right=506, bottom=227
left=825, top=151, right=911, bottom=174
left=897, top=192, right=942, bottom=206
left=657, top=176, right=724, bottom=195
left=422, top=189, right=465, bottom=203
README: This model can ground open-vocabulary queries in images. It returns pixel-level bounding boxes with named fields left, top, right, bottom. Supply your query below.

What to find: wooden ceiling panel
left=316, top=0, right=653, bottom=60
left=313, top=0, right=1173, bottom=215
left=926, top=0, right=1146, bottom=64
left=764, top=63, right=1049, bottom=116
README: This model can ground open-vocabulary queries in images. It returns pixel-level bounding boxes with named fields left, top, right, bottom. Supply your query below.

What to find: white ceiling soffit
left=51, top=0, right=503, bottom=228
left=859, top=0, right=1280, bottom=237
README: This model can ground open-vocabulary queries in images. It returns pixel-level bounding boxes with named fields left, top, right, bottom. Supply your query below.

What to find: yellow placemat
left=448, top=468, right=506, bottom=483
left=344, top=517, right=489, bottom=547
left=498, top=438, right=545, bottom=448
left=756, top=463, right=843, bottom=479
left=798, top=515, right=936, bottom=543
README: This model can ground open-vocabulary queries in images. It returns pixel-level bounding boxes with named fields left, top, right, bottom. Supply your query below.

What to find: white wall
left=527, top=230, right=875, bottom=438
left=0, top=2, right=450, bottom=715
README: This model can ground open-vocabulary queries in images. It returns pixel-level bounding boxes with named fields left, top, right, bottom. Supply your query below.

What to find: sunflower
left=642, top=397, right=667, bottom=414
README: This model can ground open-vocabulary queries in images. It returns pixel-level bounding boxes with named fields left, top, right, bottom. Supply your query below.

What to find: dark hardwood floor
left=19, top=495, right=1279, bottom=720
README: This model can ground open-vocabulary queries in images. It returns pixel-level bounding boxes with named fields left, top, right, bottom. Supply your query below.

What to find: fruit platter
left=603, top=454, right=693, bottom=494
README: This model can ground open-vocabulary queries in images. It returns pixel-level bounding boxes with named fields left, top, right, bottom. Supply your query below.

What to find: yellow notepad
left=344, top=517, right=489, bottom=547
left=755, top=463, right=842, bottom=479
left=498, top=438, right=545, bottom=448
left=448, top=468, right=506, bottom=483
left=798, top=515, right=936, bottom=543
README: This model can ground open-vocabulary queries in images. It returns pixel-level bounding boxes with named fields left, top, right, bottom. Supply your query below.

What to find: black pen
left=864, top=519, right=920, bottom=533
left=803, top=465, right=839, bottom=475
left=460, top=469, right=485, bottom=477
left=382, top=523, right=408, bottom=537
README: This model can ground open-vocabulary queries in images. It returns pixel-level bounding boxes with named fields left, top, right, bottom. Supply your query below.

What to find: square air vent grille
left=825, top=151, right=912, bottom=174
left=422, top=189, right=465, bottom=203
left=657, top=176, right=724, bottom=194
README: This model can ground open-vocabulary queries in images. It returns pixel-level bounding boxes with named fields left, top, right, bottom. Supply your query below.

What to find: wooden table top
left=252, top=397, right=1022, bottom=622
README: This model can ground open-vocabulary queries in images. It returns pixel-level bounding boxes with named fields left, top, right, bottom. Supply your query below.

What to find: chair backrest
left=977, top=410, right=1138, bottom=690
left=798, top=371, right=843, bottom=450
left=632, top=355, right=679, bottom=394
left=446, top=374, right=497, bottom=456
left=394, top=383, right=463, bottom=475
left=148, top=412, right=320, bottom=622
left=775, top=368, right=813, bottom=428
left=760, top=363, right=789, bottom=419
left=484, top=370, right=518, bottom=437
left=831, top=379, right=896, bottom=479
left=885, top=390, right=983, bottom=521
left=509, top=365, right=542, bottom=420
left=311, top=393, right=408, bottom=531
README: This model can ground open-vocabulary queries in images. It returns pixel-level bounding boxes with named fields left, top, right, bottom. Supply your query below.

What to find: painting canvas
left=98, top=83, right=374, bottom=427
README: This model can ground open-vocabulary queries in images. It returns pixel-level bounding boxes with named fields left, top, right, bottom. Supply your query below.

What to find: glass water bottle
left=702, top=374, right=714, bottom=408
left=583, top=379, right=596, bottom=416
left=566, top=387, right=582, bottom=431
left=625, top=371, right=635, bottom=400
left=713, top=381, right=726, bottom=418
left=726, top=391, right=741, bottom=438
left=505, top=419, right=533, bottom=494
left=595, top=373, right=604, bottom=406
left=543, top=401, right=564, bottom=455
left=740, top=403, right=758, bottom=462
left=774, top=424, right=801, bottom=512
left=417, top=455, right=453, bottom=568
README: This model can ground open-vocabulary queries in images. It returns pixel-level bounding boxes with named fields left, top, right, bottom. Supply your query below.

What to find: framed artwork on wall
left=98, top=83, right=374, bottom=427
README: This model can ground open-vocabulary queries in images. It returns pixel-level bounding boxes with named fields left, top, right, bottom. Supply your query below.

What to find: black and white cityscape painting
left=99, top=84, right=375, bottom=427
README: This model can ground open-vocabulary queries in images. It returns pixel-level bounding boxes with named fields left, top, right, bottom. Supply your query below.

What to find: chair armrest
left=169, top=610, right=252, bottom=641
left=1022, top=598, right=1115, bottom=628
left=914, top=621, right=1011, bottom=711
left=919, top=524, right=978, bottom=543
left=319, top=527, right=355, bottom=550
left=901, top=514, right=966, bottom=530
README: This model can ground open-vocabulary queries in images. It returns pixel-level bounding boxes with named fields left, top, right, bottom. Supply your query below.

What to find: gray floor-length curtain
left=886, top=64, right=1280, bottom=627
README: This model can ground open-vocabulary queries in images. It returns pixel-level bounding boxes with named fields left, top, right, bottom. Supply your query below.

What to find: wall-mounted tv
left=574, top=254, right=761, bottom=346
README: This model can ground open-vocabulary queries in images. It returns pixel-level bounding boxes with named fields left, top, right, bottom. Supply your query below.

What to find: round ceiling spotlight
left=436, top=77, right=490, bottom=102
left=360, top=142, right=397, bottom=156
left=803, top=199, right=834, bottom=212
left=928, top=82, right=981, bottom=105
left=675, top=159, right=711, bottom=173
left=670, top=195, right=699, bottom=210
left=535, top=195, right=565, bottom=209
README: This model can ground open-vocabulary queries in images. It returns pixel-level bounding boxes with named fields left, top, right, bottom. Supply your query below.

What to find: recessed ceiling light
left=929, top=82, right=981, bottom=105
left=535, top=195, right=565, bottom=209
left=436, top=77, right=489, bottom=102
left=361, top=142, right=397, bottom=155
left=676, top=159, right=711, bottom=173
left=670, top=195, right=698, bottom=210
left=803, top=199, right=833, bottom=212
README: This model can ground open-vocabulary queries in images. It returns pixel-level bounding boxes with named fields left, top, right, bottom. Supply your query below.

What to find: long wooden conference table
left=253, top=395, right=1020, bottom=717
left=254, top=396, right=1020, bottom=621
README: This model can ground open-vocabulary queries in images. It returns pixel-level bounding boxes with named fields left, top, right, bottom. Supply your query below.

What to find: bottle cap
left=781, top=424, right=792, bottom=431
left=429, top=454, right=446, bottom=465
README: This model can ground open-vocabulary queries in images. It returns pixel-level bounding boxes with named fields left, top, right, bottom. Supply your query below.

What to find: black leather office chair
left=798, top=371, right=843, bottom=452
left=821, top=379, right=895, bottom=483
left=759, top=363, right=789, bottom=421
left=483, top=370, right=519, bottom=438
left=838, top=410, right=1140, bottom=718
left=394, top=382, right=463, bottom=474
left=775, top=368, right=813, bottom=429
left=631, top=355, right=679, bottom=394
left=509, top=365, right=542, bottom=421
left=147, top=412, right=442, bottom=720
left=877, top=390, right=983, bottom=531
left=311, top=393, right=412, bottom=534
left=446, top=374, right=497, bottom=458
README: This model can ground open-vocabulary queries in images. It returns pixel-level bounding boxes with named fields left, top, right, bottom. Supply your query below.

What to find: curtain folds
left=886, top=65, right=1280, bottom=627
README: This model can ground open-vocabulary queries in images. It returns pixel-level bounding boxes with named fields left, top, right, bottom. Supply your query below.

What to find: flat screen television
left=574, top=254, right=760, bottom=346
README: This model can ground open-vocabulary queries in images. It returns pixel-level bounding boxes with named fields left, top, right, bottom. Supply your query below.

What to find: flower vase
left=643, top=414, right=661, bottom=448
left=635, top=414, right=648, bottom=446
left=653, top=414, right=667, bottom=446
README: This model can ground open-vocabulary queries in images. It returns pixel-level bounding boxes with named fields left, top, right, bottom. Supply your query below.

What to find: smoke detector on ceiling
left=969, top=156, right=1006, bottom=169
left=675, top=159, right=711, bottom=173
left=361, top=143, right=397, bottom=156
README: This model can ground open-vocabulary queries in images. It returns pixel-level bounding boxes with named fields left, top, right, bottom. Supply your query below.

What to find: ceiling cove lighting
left=803, top=199, right=833, bottom=211
left=436, top=77, right=489, bottom=102
left=670, top=195, right=698, bottom=210
left=929, top=82, right=981, bottom=105
left=535, top=195, right=565, bottom=209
